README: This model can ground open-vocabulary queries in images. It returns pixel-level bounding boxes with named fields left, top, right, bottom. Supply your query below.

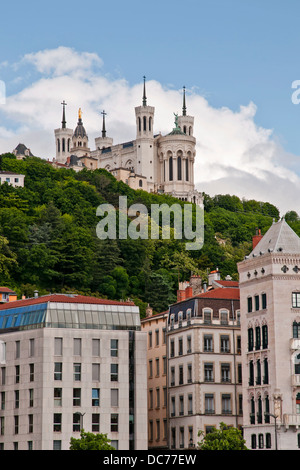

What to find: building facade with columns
left=238, top=218, right=300, bottom=450
left=54, top=80, right=202, bottom=205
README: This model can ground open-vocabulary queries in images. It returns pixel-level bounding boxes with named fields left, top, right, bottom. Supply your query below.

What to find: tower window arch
left=67, top=138, right=70, bottom=152
left=169, top=156, right=173, bottom=181
left=183, top=125, right=187, bottom=134
left=143, top=116, right=147, bottom=132
left=138, top=117, right=141, bottom=132
left=185, top=158, right=189, bottom=181
left=57, top=139, right=60, bottom=153
left=139, top=179, right=143, bottom=187
left=62, top=138, right=65, bottom=152
left=189, top=126, right=192, bottom=135
left=177, top=156, right=182, bottom=180
left=149, top=116, right=152, bottom=132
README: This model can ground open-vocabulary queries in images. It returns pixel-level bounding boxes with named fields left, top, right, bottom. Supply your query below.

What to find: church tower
left=135, top=77, right=155, bottom=190
left=178, top=87, right=194, bottom=136
left=54, top=101, right=73, bottom=163
left=95, top=110, right=113, bottom=151
left=70, top=108, right=91, bottom=158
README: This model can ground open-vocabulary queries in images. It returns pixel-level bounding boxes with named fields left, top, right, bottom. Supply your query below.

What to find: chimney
left=252, top=228, right=263, bottom=250
left=208, top=268, right=221, bottom=286
left=146, top=303, right=153, bottom=317
left=34, top=290, right=38, bottom=298
left=189, top=275, right=202, bottom=296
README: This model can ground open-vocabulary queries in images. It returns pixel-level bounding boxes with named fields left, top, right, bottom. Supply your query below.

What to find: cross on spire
left=61, top=100, right=67, bottom=128
left=101, top=110, right=107, bottom=138
left=182, top=86, right=187, bottom=116
left=142, top=76, right=147, bottom=106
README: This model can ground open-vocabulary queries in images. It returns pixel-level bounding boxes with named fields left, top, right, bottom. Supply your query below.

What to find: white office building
left=0, top=293, right=147, bottom=450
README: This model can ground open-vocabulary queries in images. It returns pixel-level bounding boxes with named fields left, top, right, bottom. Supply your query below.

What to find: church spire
left=61, top=100, right=67, bottom=128
left=142, top=76, right=147, bottom=106
left=101, top=110, right=107, bottom=138
left=182, top=86, right=186, bottom=116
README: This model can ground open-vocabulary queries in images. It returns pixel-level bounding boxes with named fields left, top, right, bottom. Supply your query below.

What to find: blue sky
left=1, top=0, right=300, bottom=214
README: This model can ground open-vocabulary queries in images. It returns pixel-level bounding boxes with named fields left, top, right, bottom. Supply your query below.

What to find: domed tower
left=54, top=101, right=73, bottom=163
left=135, top=77, right=155, bottom=189
left=70, top=108, right=91, bottom=157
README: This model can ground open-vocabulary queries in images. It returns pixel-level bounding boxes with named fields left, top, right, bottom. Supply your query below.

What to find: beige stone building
left=238, top=219, right=300, bottom=450
left=141, top=306, right=168, bottom=449
left=0, top=293, right=147, bottom=450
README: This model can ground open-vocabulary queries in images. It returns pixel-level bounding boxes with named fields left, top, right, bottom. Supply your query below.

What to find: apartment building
left=141, top=306, right=168, bottom=449
left=167, top=282, right=242, bottom=449
left=0, top=293, right=147, bottom=450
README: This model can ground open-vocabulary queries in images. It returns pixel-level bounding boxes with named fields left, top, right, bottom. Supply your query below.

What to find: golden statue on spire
left=78, top=108, right=82, bottom=120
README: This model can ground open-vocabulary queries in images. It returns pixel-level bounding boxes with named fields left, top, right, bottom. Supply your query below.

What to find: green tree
left=197, top=422, right=248, bottom=450
left=69, top=430, right=115, bottom=450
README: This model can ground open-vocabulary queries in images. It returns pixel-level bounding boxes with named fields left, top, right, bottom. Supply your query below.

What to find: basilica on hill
left=54, top=78, right=203, bottom=205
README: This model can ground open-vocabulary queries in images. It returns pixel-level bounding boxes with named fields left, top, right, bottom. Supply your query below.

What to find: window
left=238, top=363, right=242, bottom=383
left=258, top=433, right=264, bottom=449
left=28, top=414, right=33, bottom=433
left=292, top=292, right=300, bottom=308
left=111, top=414, right=118, bottom=432
left=14, top=415, right=19, bottom=434
left=178, top=338, right=183, bottom=356
left=29, top=363, right=34, bottom=382
left=203, top=309, right=212, bottom=324
left=179, top=365, right=184, bottom=384
left=74, top=338, right=82, bottom=356
left=149, top=420, right=153, bottom=441
left=179, top=427, right=184, bottom=448
left=148, top=331, right=152, bottom=348
left=171, top=396, right=175, bottom=417
left=204, top=334, right=213, bottom=352
left=204, top=363, right=214, bottom=382
left=248, top=328, right=254, bottom=352
left=92, top=339, right=100, bottom=356
left=255, top=326, right=261, bottom=350
left=247, top=297, right=253, bottom=313
left=179, top=395, right=184, bottom=415
left=111, top=364, right=118, bottom=382
left=263, top=358, right=269, bottom=384
left=262, top=325, right=268, bottom=348
left=256, top=360, right=261, bottom=385
left=54, top=362, right=62, bottom=381
left=205, top=394, right=214, bottom=414
left=187, top=335, right=192, bottom=353
left=111, top=389, right=119, bottom=407
left=92, top=363, right=100, bottom=381
left=187, top=363, right=192, bottom=383
left=170, top=367, right=175, bottom=386
left=257, top=396, right=262, bottom=424
left=266, top=433, right=271, bottom=449
left=111, top=339, right=118, bottom=357
left=149, top=360, right=153, bottom=378
left=156, top=420, right=160, bottom=441
left=73, top=413, right=81, bottom=432
left=92, top=414, right=100, bottom=432
left=139, top=179, right=143, bottom=187
left=188, top=394, right=193, bottom=415
left=15, top=365, right=20, bottom=384
left=155, top=329, right=159, bottom=346
left=255, top=295, right=260, bottom=311
left=265, top=395, right=270, bottom=423
left=155, top=358, right=159, bottom=376
left=74, top=363, right=81, bottom=381
left=73, top=388, right=81, bottom=407
left=1, top=392, right=5, bottom=411
left=54, top=337, right=63, bottom=356
left=170, top=340, right=175, bottom=357
left=185, top=158, right=189, bottom=181
left=53, top=440, right=61, bottom=450
left=54, top=388, right=62, bottom=407
left=29, top=389, right=34, bottom=407
left=220, top=310, right=228, bottom=325
left=177, top=156, right=182, bottom=180
left=220, top=335, right=230, bottom=353
left=29, top=338, right=35, bottom=357
left=221, top=363, right=231, bottom=383
left=249, top=360, right=254, bottom=386
left=262, top=293, right=267, bottom=309
left=92, top=388, right=100, bottom=406
left=251, top=434, right=257, bottom=449
left=169, top=157, right=173, bottom=181
left=53, top=414, right=62, bottom=432
left=15, top=341, right=20, bottom=359
left=15, top=390, right=19, bottom=409
left=222, top=394, right=232, bottom=414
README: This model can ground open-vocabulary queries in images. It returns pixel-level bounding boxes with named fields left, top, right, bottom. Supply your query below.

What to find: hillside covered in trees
left=0, top=152, right=296, bottom=316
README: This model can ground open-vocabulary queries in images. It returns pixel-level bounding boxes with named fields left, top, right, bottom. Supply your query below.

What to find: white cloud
left=0, top=46, right=299, bottom=215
